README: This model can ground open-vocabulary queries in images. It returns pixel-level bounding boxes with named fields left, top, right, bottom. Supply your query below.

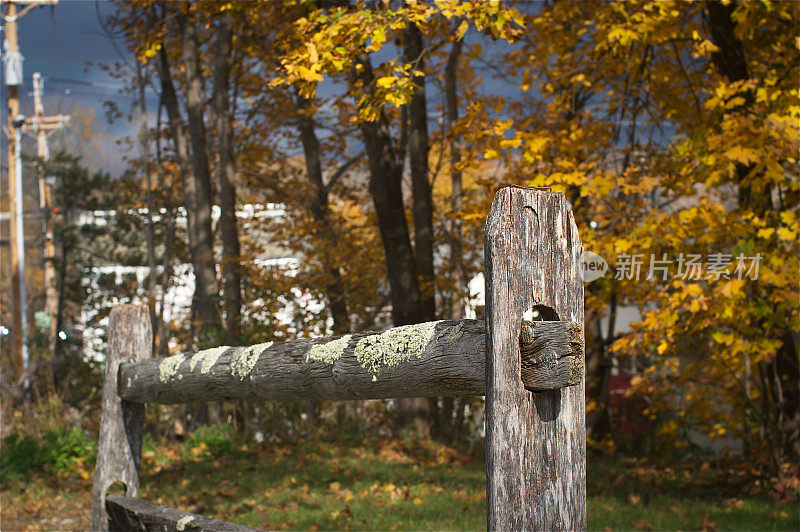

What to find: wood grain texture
left=520, top=321, right=583, bottom=391
left=484, top=187, right=587, bottom=531
left=91, top=305, right=152, bottom=532
left=120, top=320, right=483, bottom=404
left=117, top=320, right=580, bottom=405
left=106, top=495, right=260, bottom=532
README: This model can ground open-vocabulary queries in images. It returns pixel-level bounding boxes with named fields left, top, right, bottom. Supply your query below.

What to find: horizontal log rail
left=118, top=319, right=582, bottom=405
left=106, top=495, right=258, bottom=532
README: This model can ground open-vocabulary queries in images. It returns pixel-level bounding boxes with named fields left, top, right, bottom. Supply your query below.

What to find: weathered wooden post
left=484, top=187, right=586, bottom=531
left=91, top=305, right=152, bottom=531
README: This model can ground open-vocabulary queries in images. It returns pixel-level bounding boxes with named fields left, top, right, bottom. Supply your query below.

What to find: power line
left=9, top=75, right=160, bottom=96
left=48, top=76, right=157, bottom=93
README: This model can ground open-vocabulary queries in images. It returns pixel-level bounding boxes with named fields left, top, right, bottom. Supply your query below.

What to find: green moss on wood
left=230, top=342, right=273, bottom=379
left=158, top=354, right=184, bottom=383
left=189, top=346, right=230, bottom=374
left=446, top=322, right=464, bottom=345
left=354, top=321, right=441, bottom=378
left=176, top=515, right=195, bottom=531
left=308, top=334, right=352, bottom=364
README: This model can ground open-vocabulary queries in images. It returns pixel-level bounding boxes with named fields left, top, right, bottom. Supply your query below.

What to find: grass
left=139, top=432, right=485, bottom=531
left=1, top=430, right=797, bottom=531
left=587, top=457, right=797, bottom=531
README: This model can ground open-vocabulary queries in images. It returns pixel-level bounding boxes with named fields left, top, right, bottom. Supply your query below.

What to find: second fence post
left=90, top=305, right=152, bottom=531
left=484, top=187, right=587, bottom=531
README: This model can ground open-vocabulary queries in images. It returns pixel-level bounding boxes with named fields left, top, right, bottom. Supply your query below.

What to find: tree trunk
left=295, top=92, right=350, bottom=334
left=593, top=288, right=617, bottom=439
left=157, top=206, right=175, bottom=359
left=155, top=44, right=204, bottom=348
left=705, top=0, right=755, bottom=207
left=404, top=25, right=440, bottom=434
left=154, top=99, right=175, bottom=359
left=351, top=51, right=424, bottom=326
left=136, top=61, right=159, bottom=352
left=404, top=23, right=435, bottom=320
left=451, top=396, right=466, bottom=444
left=352, top=50, right=430, bottom=433
left=585, top=316, right=608, bottom=441
left=445, top=33, right=466, bottom=320
left=176, top=10, right=220, bottom=347
left=212, top=11, right=242, bottom=345
left=438, top=396, right=455, bottom=439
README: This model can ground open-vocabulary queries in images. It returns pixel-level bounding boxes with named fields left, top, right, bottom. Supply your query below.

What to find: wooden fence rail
left=118, top=319, right=581, bottom=404
left=105, top=496, right=259, bottom=532
left=91, top=187, right=587, bottom=532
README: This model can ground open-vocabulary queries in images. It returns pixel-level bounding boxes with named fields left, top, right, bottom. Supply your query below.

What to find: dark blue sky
left=13, top=0, right=117, bottom=83
left=2, top=0, right=160, bottom=173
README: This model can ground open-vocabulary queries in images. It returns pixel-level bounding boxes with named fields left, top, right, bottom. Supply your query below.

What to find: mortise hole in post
left=519, top=305, right=574, bottom=406
left=522, top=305, right=560, bottom=322
left=107, top=481, right=127, bottom=497
left=520, top=305, right=561, bottom=359
left=520, top=304, right=566, bottom=420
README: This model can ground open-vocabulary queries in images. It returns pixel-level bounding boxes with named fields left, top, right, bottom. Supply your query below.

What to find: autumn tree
left=107, top=1, right=258, bottom=349
left=485, top=0, right=798, bottom=466
left=211, top=8, right=243, bottom=345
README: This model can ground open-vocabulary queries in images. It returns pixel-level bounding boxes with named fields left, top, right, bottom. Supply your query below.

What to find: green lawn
left=2, top=431, right=797, bottom=531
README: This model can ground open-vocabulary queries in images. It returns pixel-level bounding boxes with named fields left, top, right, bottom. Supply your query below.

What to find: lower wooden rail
left=106, top=495, right=259, bottom=532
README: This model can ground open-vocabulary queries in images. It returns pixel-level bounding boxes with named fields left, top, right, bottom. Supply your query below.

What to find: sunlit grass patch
left=140, top=434, right=486, bottom=531
left=1, top=431, right=797, bottom=531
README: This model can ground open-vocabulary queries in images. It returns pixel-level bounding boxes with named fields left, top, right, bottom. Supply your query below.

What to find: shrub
left=40, top=426, right=97, bottom=474
left=0, top=426, right=97, bottom=482
left=1, top=433, right=45, bottom=480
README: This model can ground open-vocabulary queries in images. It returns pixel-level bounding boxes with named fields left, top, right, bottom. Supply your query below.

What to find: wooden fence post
left=484, top=187, right=586, bottom=531
left=91, top=305, right=152, bottom=531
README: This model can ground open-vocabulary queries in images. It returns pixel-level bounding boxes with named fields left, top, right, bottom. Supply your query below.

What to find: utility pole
left=2, top=0, right=59, bottom=389
left=4, top=0, right=25, bottom=376
left=32, top=72, right=48, bottom=158
left=29, top=72, right=69, bottom=352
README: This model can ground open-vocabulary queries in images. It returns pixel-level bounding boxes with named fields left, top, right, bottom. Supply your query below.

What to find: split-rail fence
left=91, top=187, right=587, bottom=531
